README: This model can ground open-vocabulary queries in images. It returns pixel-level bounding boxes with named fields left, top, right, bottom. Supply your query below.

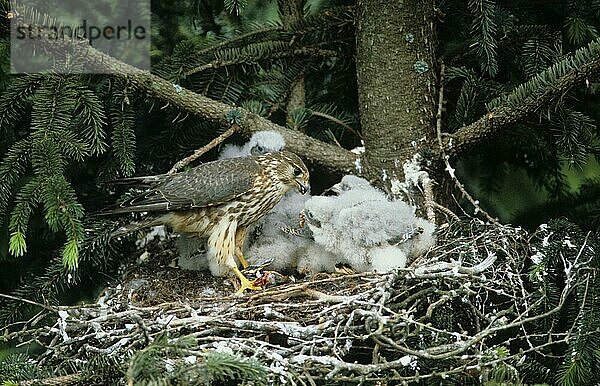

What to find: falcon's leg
left=233, top=267, right=262, bottom=294
left=207, top=220, right=261, bottom=294
left=234, top=227, right=249, bottom=269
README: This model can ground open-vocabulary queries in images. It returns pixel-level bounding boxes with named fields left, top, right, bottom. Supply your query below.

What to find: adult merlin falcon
left=106, top=151, right=310, bottom=294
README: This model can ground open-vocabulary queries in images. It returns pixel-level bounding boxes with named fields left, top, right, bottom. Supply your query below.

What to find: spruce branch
left=1, top=75, right=87, bottom=266
left=468, top=0, right=499, bottom=77
left=548, top=106, right=595, bottom=166
left=11, top=4, right=356, bottom=173
left=7, top=177, right=42, bottom=257
left=0, top=137, right=31, bottom=221
left=521, top=33, right=561, bottom=78
left=109, top=94, right=136, bottom=177
left=224, top=0, right=248, bottom=16
left=71, top=85, right=108, bottom=155
left=192, top=25, right=283, bottom=59
left=183, top=46, right=337, bottom=77
left=0, top=74, right=43, bottom=135
left=565, top=16, right=598, bottom=46
left=0, top=219, right=126, bottom=324
left=445, top=38, right=600, bottom=156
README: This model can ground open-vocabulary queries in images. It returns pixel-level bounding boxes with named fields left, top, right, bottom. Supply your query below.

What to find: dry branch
left=436, top=64, right=499, bottom=224
left=167, top=124, right=240, bottom=173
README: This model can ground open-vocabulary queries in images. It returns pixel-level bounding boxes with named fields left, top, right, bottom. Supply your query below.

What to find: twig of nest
left=3, top=219, right=592, bottom=384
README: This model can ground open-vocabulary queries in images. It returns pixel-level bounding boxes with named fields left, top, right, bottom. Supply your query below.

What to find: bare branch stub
left=167, top=124, right=240, bottom=174
left=435, top=63, right=499, bottom=225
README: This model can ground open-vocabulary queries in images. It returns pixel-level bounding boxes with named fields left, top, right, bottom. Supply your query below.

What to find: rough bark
left=286, top=76, right=306, bottom=128
left=279, top=0, right=307, bottom=128
left=356, top=0, right=436, bottom=190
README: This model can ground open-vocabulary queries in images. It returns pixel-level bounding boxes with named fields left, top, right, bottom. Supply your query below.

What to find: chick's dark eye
left=251, top=145, right=265, bottom=155
left=293, top=167, right=302, bottom=177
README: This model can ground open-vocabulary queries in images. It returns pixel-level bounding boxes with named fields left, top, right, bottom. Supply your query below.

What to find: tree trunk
left=279, top=0, right=307, bottom=128
left=356, top=0, right=436, bottom=193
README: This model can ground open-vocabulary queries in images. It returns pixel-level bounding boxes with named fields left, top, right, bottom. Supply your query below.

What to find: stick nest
left=5, top=218, right=596, bottom=385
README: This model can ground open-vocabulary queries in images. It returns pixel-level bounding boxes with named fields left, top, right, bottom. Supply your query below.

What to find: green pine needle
left=72, top=85, right=108, bottom=155
left=468, top=0, right=499, bottom=77
left=204, top=351, right=268, bottom=385
left=565, top=16, right=598, bottom=46
left=8, top=231, right=26, bottom=257
left=0, top=138, right=32, bottom=221
left=62, top=238, right=79, bottom=269
left=224, top=0, right=248, bottom=16
left=110, top=100, right=136, bottom=177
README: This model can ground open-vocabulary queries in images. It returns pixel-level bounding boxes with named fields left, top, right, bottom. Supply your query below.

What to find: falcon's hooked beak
left=297, top=182, right=310, bottom=195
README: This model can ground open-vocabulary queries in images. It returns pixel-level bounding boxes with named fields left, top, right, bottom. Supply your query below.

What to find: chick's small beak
left=297, top=181, right=310, bottom=195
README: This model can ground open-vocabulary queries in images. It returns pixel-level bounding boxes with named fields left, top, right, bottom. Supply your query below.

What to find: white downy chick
left=303, top=175, right=435, bottom=273
left=245, top=191, right=312, bottom=271
left=293, top=243, right=341, bottom=274
left=176, top=236, right=209, bottom=271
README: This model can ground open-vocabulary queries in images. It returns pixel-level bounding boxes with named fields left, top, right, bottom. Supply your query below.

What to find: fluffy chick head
left=247, top=130, right=286, bottom=155
left=219, top=130, right=287, bottom=159
left=329, top=174, right=373, bottom=194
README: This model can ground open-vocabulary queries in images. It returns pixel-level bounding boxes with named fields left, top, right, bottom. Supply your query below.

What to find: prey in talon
left=244, top=259, right=291, bottom=289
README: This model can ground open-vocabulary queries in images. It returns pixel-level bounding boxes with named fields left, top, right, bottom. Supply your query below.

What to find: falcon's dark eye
left=293, top=167, right=303, bottom=177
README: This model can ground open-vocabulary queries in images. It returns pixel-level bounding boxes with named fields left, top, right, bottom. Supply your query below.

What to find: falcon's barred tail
left=99, top=200, right=171, bottom=215
left=102, top=174, right=168, bottom=186
left=109, top=218, right=162, bottom=239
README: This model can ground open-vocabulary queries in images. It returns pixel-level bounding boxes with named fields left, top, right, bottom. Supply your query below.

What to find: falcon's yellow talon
left=233, top=267, right=262, bottom=294
left=237, top=253, right=250, bottom=269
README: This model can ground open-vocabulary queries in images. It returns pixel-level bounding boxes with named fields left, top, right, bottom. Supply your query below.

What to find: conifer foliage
left=0, top=75, right=106, bottom=268
left=1, top=0, right=600, bottom=384
left=442, top=0, right=600, bottom=226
